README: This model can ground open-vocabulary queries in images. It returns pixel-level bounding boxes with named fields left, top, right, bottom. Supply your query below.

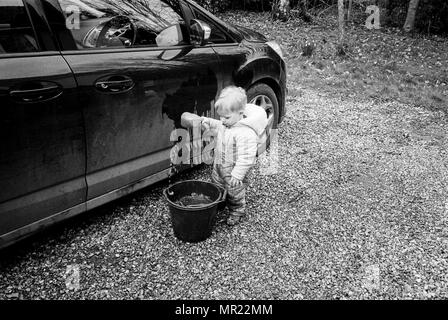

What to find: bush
left=415, top=0, right=448, bottom=34
left=383, top=0, right=448, bottom=34
left=193, top=0, right=231, bottom=13
left=194, top=0, right=270, bottom=13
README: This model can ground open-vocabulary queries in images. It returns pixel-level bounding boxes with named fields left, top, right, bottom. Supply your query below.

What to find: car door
left=46, top=0, right=221, bottom=202
left=0, top=0, right=86, bottom=246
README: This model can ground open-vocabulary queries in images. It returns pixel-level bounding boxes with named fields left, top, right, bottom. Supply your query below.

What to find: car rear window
left=0, top=0, right=39, bottom=54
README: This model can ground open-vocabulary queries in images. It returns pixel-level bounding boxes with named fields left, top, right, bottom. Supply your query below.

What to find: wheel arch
left=234, top=58, right=285, bottom=123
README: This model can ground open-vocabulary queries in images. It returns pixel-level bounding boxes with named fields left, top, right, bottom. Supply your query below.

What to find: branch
left=317, top=3, right=337, bottom=17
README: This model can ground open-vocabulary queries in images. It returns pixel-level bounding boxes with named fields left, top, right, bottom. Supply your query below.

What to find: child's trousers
left=211, top=164, right=247, bottom=217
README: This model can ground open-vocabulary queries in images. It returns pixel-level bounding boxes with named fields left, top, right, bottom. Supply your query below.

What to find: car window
left=0, top=0, right=39, bottom=54
left=189, top=6, right=230, bottom=44
left=57, top=0, right=187, bottom=49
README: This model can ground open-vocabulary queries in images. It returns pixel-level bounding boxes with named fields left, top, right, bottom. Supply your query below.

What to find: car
left=0, top=0, right=286, bottom=249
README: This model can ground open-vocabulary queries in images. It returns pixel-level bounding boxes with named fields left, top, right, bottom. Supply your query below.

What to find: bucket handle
left=164, top=181, right=227, bottom=206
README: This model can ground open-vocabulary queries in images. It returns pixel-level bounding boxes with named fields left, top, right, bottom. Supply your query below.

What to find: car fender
left=234, top=55, right=285, bottom=121
left=234, top=56, right=281, bottom=90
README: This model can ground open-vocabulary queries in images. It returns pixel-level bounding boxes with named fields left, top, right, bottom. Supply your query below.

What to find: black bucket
left=163, top=180, right=226, bottom=243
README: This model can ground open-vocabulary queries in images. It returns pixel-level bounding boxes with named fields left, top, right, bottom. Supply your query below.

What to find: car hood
left=231, top=24, right=268, bottom=42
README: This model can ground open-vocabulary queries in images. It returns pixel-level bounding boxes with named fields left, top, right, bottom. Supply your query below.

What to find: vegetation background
left=195, top=0, right=448, bottom=35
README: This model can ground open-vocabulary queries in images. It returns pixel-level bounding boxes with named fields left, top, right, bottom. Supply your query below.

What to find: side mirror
left=189, top=19, right=211, bottom=46
left=156, top=24, right=183, bottom=47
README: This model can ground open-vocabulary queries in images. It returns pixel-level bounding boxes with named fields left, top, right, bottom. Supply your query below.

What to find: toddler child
left=182, top=86, right=268, bottom=226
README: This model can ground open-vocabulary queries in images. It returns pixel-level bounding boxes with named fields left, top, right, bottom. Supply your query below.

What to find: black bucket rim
left=163, top=180, right=226, bottom=211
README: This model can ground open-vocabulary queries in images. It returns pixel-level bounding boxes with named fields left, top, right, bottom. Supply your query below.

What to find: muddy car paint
left=60, top=48, right=220, bottom=200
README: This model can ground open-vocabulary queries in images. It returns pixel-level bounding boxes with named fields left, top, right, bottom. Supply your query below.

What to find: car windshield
left=189, top=0, right=234, bottom=29
left=58, top=0, right=182, bottom=33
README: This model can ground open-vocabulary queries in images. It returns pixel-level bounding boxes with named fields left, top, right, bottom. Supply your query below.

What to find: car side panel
left=0, top=54, right=86, bottom=238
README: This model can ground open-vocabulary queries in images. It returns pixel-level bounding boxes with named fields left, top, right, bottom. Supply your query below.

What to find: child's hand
left=200, top=117, right=210, bottom=132
left=181, top=112, right=201, bottom=128
left=230, top=176, right=243, bottom=188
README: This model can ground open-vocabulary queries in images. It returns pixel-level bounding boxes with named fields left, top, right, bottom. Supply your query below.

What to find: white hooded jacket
left=204, top=104, right=269, bottom=181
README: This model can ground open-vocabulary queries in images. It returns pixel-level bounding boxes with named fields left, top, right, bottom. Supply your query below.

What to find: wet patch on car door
left=162, top=67, right=218, bottom=128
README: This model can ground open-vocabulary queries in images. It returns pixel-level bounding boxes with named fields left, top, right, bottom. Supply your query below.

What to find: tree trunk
left=338, top=0, right=345, bottom=44
left=347, top=0, right=353, bottom=22
left=272, top=0, right=290, bottom=21
left=403, top=0, right=420, bottom=32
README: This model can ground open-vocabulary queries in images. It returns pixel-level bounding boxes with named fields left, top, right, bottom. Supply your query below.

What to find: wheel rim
left=250, top=95, right=275, bottom=132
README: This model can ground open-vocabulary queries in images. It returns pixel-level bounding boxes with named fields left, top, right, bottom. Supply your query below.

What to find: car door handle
left=95, top=75, right=135, bottom=93
left=9, top=83, right=63, bottom=103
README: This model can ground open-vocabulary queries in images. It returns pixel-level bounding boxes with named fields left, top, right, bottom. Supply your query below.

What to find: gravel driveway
left=1, top=88, right=447, bottom=300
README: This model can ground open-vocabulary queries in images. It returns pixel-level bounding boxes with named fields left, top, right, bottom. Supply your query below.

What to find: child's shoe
left=226, top=215, right=243, bottom=226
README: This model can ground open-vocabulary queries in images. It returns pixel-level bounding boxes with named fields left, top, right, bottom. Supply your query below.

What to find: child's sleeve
left=181, top=113, right=222, bottom=131
left=202, top=117, right=223, bottom=130
left=231, top=131, right=258, bottom=181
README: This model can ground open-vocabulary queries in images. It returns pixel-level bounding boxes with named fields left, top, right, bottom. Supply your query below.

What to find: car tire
left=246, top=83, right=279, bottom=151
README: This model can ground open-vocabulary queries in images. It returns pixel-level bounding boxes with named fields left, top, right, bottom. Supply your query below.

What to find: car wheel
left=247, top=83, right=279, bottom=149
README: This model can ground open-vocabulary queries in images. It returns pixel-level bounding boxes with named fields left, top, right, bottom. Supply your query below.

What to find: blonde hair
left=215, top=86, right=247, bottom=114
